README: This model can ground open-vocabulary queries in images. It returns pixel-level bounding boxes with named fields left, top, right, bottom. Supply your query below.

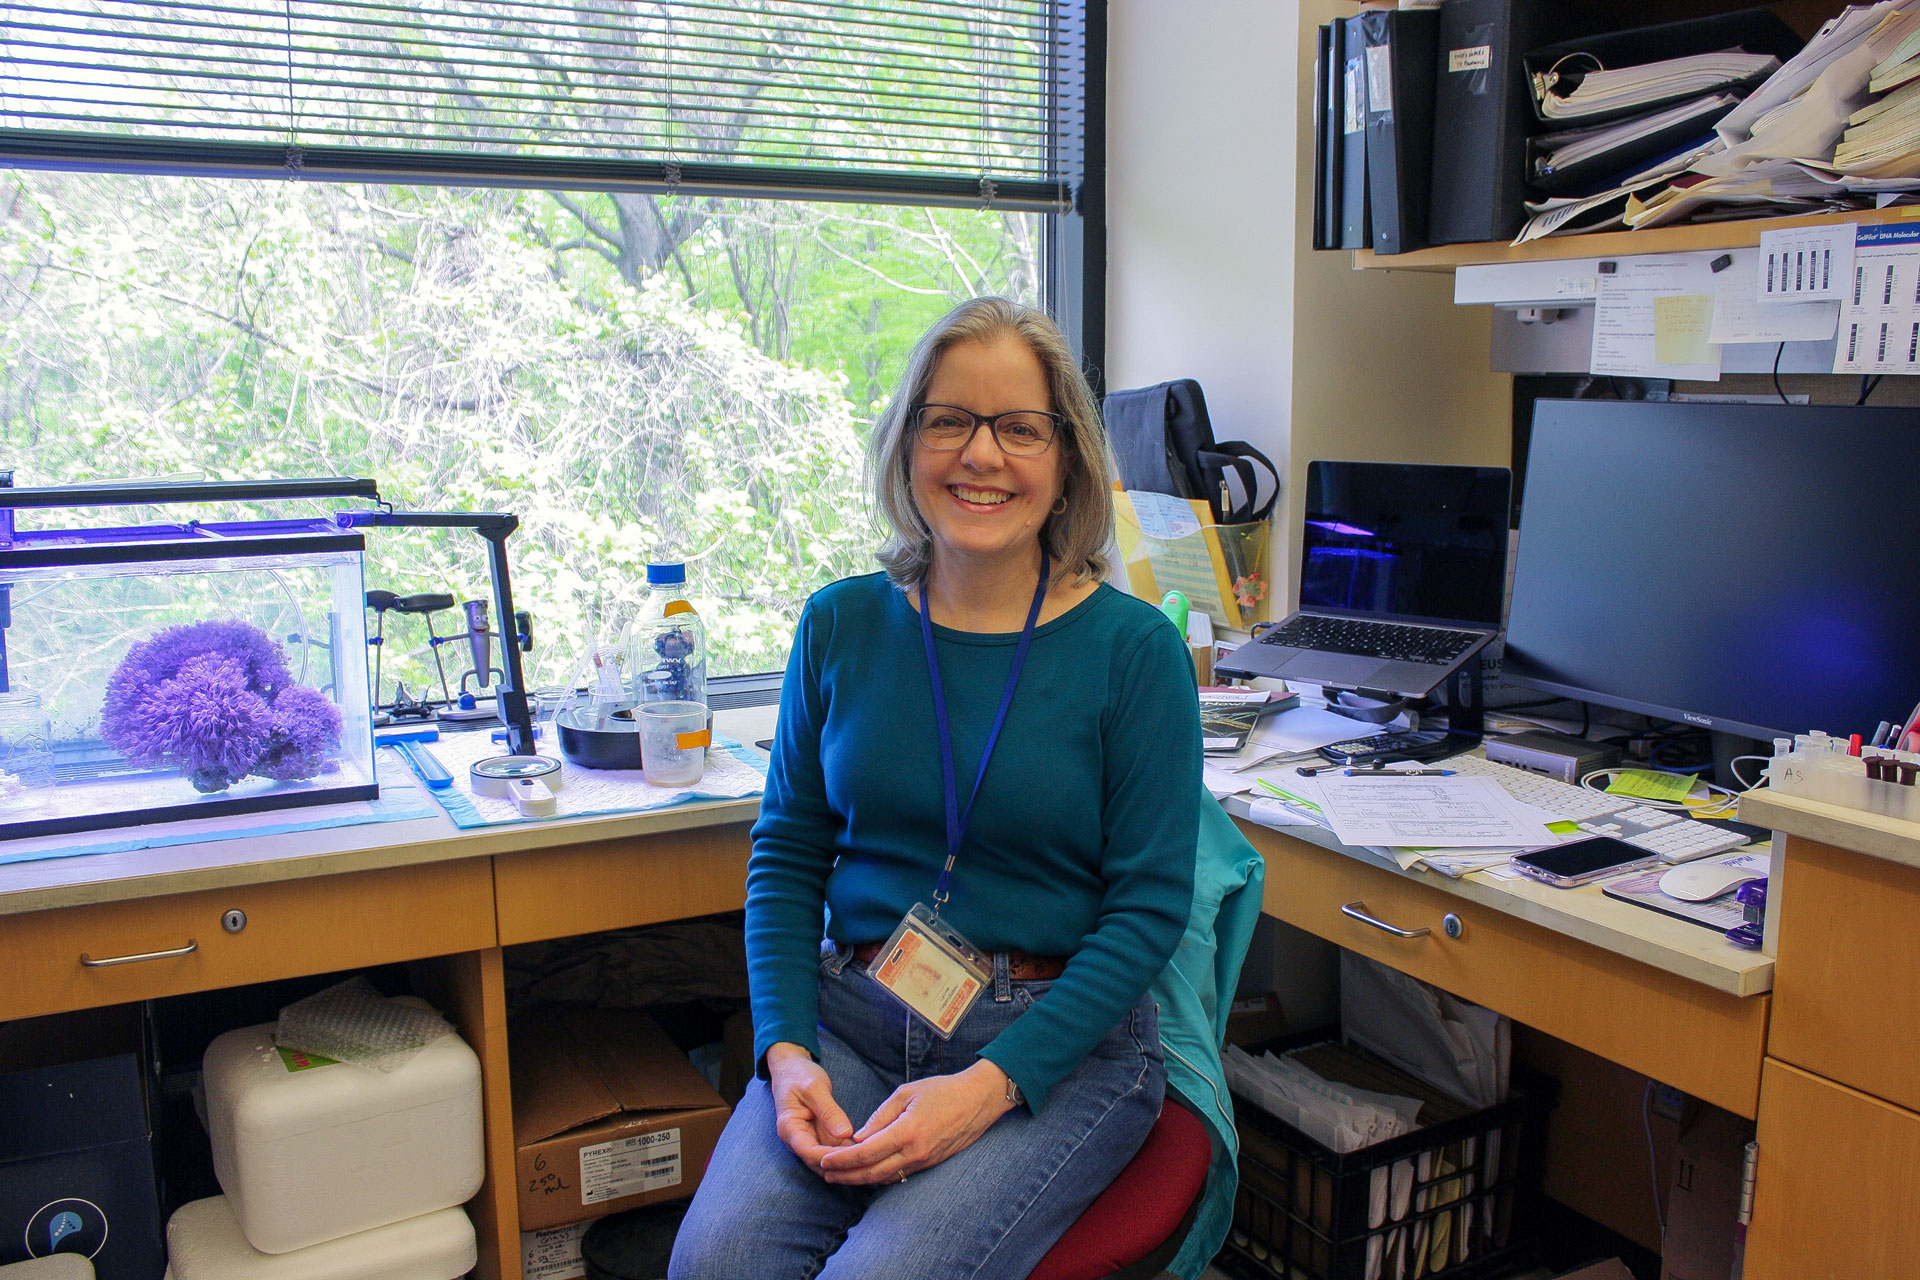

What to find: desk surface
left=1223, top=790, right=1775, bottom=998
left=0, top=705, right=779, bottom=917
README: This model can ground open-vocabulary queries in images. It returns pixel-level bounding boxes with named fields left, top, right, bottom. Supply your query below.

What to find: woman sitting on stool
left=669, top=296, right=1200, bottom=1280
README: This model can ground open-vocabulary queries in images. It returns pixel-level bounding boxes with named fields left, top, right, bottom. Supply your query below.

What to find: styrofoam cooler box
left=0, top=1258, right=95, bottom=1277
left=201, top=1005, right=482, bottom=1254
left=166, top=1197, right=474, bottom=1280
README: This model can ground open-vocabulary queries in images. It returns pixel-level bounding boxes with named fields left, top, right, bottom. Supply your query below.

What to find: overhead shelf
left=1353, top=202, right=1920, bottom=273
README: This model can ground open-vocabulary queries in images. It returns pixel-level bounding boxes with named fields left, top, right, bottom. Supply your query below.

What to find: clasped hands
left=765, top=1041, right=1017, bottom=1185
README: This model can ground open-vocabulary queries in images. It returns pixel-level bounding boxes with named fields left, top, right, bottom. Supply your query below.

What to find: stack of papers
left=1533, top=94, right=1741, bottom=181
left=1835, top=31, right=1920, bottom=177
left=1224, top=1042, right=1422, bottom=1155
left=1535, top=51, right=1782, bottom=121
left=1701, top=2, right=1920, bottom=182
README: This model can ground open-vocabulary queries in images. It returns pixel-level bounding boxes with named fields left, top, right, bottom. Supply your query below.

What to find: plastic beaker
left=534, top=686, right=571, bottom=722
left=638, top=701, right=709, bottom=786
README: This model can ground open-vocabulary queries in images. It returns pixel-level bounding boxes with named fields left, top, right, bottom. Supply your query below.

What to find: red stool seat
left=1027, top=1098, right=1213, bottom=1280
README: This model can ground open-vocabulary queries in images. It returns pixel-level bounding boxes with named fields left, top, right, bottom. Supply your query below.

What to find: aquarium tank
left=0, top=480, right=377, bottom=839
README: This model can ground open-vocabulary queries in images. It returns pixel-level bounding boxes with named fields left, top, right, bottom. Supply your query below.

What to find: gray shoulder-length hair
left=869, top=296, right=1117, bottom=589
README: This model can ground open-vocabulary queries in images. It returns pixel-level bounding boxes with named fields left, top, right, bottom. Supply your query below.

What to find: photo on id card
left=867, top=903, right=990, bottom=1038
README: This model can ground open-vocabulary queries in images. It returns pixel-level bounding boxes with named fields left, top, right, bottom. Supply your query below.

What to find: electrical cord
left=1857, top=374, right=1883, bottom=406
left=1772, top=341, right=1788, bottom=405
left=1576, top=766, right=1741, bottom=815
left=1728, top=754, right=1772, bottom=790
left=1642, top=1081, right=1667, bottom=1244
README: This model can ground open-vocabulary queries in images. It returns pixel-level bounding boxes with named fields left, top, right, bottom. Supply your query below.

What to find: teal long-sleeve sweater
left=747, top=572, right=1200, bottom=1111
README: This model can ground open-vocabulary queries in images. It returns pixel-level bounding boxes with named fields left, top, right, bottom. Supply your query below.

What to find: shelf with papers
left=1351, top=202, right=1920, bottom=273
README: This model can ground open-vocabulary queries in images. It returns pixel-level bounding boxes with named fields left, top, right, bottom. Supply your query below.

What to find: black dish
left=555, top=705, right=644, bottom=770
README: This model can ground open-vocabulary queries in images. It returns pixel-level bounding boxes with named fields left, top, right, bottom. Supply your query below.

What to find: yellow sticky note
left=1606, top=769, right=1697, bottom=803
left=1654, top=295, right=1716, bottom=366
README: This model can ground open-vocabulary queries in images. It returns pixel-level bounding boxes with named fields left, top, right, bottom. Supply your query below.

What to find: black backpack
left=1103, top=379, right=1279, bottom=524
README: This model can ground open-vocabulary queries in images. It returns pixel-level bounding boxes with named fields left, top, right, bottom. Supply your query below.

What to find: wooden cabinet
left=1736, top=795, right=1920, bottom=1280
left=0, top=859, right=495, bottom=1022
left=1767, top=836, right=1920, bottom=1114
left=1745, top=1059, right=1920, bottom=1280
left=1242, top=820, right=1770, bottom=1118
left=492, top=822, right=752, bottom=945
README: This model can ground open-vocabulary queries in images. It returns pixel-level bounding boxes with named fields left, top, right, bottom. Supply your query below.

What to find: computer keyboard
left=1446, top=754, right=1751, bottom=863
left=1257, top=615, right=1481, bottom=665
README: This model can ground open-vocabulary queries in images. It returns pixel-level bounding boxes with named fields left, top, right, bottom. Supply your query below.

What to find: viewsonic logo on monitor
left=1683, top=713, right=1714, bottom=726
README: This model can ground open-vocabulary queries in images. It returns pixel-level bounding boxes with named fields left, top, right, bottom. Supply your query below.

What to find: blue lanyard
left=918, top=549, right=1050, bottom=913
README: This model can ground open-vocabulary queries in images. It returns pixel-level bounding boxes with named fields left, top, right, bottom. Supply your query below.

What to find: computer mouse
left=1659, top=855, right=1768, bottom=902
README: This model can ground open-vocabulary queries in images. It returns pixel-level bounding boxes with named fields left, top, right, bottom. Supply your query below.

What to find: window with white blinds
left=0, top=0, right=1084, bottom=209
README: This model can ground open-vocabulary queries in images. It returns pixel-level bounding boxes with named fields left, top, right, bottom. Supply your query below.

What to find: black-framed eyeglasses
left=910, top=403, right=1063, bottom=456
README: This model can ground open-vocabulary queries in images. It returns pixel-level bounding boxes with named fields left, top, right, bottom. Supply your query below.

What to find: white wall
left=1106, top=0, right=1298, bottom=474
left=1105, top=0, right=1511, bottom=612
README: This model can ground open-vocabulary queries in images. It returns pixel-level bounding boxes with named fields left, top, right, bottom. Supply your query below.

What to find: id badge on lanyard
left=866, top=551, right=1050, bottom=1040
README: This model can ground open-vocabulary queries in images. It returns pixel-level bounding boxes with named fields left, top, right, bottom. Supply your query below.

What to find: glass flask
left=622, top=563, right=707, bottom=709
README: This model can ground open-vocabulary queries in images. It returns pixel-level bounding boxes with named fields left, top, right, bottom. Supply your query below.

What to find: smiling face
left=909, top=335, right=1065, bottom=583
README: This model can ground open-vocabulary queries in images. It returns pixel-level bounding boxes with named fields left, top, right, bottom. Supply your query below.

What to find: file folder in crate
left=1112, top=489, right=1271, bottom=632
left=1221, top=1035, right=1555, bottom=1280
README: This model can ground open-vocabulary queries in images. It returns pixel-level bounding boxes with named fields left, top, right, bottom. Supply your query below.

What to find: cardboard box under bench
left=509, top=1008, right=730, bottom=1233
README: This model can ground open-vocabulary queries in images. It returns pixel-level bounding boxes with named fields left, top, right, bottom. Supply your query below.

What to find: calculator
left=1316, top=730, right=1456, bottom=766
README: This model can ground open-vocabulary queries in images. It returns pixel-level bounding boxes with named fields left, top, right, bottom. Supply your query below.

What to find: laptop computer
left=1214, top=460, right=1512, bottom=697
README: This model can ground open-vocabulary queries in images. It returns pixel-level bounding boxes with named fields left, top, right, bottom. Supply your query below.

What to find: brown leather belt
left=848, top=939, right=1068, bottom=982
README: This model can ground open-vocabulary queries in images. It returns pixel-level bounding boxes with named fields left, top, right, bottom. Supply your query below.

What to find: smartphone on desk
left=1511, top=836, right=1658, bottom=889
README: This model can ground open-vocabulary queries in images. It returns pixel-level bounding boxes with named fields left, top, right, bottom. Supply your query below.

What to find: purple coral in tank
left=100, top=619, right=341, bottom=793
left=252, top=684, right=344, bottom=781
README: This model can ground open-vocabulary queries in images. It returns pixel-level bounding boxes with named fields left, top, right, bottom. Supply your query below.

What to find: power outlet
left=1650, top=1083, right=1685, bottom=1122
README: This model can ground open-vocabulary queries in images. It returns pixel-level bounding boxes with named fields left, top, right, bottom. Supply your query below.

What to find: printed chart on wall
left=1835, top=223, right=1920, bottom=374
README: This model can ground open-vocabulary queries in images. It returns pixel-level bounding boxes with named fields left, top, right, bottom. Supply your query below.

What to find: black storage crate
left=1219, top=1037, right=1556, bottom=1280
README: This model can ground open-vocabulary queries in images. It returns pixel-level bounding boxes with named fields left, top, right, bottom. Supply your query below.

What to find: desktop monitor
left=1502, top=399, right=1920, bottom=742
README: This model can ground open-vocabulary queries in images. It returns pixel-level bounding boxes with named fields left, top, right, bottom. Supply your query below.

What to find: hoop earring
left=1050, top=497, right=1068, bottom=515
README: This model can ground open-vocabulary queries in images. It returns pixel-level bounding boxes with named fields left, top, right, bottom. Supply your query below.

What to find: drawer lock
left=222, top=908, right=248, bottom=934
left=1443, top=913, right=1464, bottom=939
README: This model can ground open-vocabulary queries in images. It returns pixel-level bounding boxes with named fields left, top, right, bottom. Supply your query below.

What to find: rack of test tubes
left=1766, top=732, right=1920, bottom=823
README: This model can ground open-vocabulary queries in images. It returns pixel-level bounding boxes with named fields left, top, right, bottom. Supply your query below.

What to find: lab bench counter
left=0, top=703, right=780, bottom=918
left=1739, top=787, right=1920, bottom=871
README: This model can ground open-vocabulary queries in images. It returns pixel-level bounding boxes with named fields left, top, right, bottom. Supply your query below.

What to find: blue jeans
left=670, top=944, right=1164, bottom=1280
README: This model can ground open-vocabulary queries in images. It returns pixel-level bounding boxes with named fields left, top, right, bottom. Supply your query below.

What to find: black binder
left=1362, top=7, right=1439, bottom=256
left=1312, top=23, right=1333, bottom=250
left=1337, top=13, right=1369, bottom=251
left=1524, top=7, right=1803, bottom=127
left=1427, top=0, right=1588, bottom=246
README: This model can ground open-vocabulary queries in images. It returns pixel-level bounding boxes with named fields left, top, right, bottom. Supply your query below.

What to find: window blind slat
left=6, top=45, right=1055, bottom=131
left=0, top=0, right=1077, bottom=203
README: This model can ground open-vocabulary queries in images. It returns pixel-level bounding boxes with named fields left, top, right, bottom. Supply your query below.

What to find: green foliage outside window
left=0, top=172, right=1039, bottom=690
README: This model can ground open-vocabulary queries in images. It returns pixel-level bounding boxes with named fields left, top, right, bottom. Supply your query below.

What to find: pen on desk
left=1345, top=767, right=1455, bottom=776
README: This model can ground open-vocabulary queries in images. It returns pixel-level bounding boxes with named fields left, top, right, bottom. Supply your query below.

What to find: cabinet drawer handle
left=79, top=938, right=199, bottom=968
left=1339, top=902, right=1429, bottom=939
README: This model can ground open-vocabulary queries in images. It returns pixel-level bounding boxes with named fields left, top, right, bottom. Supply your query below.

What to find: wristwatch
left=1004, top=1076, right=1025, bottom=1108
